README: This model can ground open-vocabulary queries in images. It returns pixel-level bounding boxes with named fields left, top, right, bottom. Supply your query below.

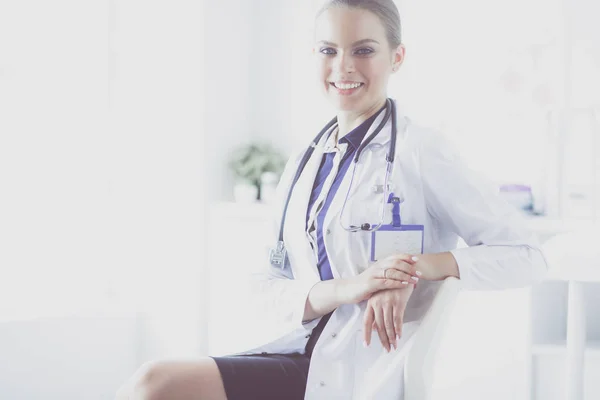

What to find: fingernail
left=396, top=335, right=401, bottom=341
left=411, top=276, right=419, bottom=281
left=363, top=341, right=368, bottom=348
left=401, top=281, right=408, bottom=284
left=411, top=256, right=419, bottom=262
left=416, top=271, right=423, bottom=276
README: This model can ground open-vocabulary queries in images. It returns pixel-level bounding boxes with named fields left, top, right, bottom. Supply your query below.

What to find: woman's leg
left=115, top=358, right=227, bottom=400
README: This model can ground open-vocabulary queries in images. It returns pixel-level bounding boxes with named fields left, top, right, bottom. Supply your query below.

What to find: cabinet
left=526, top=218, right=600, bottom=400
left=529, top=281, right=600, bottom=400
left=205, top=202, right=277, bottom=356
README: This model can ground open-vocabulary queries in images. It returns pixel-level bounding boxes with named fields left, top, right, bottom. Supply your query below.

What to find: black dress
left=210, top=313, right=332, bottom=400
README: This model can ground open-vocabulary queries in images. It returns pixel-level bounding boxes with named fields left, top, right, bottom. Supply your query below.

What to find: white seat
left=542, top=227, right=600, bottom=282
left=404, top=277, right=462, bottom=400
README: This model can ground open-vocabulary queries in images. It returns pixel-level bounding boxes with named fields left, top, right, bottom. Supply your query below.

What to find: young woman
left=116, top=1, right=547, bottom=399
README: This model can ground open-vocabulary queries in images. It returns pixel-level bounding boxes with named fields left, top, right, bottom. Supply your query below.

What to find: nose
left=334, top=51, right=355, bottom=74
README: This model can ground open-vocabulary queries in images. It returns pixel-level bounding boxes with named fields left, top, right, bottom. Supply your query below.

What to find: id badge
left=370, top=224, right=424, bottom=261
left=369, top=193, right=424, bottom=262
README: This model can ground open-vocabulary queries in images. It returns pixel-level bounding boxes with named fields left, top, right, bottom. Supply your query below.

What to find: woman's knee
left=116, top=360, right=165, bottom=400
left=117, top=358, right=226, bottom=400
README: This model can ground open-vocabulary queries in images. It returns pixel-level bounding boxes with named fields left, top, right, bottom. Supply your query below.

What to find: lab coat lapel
left=284, top=133, right=329, bottom=281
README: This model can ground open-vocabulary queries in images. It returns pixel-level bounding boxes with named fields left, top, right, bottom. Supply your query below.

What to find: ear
left=391, top=44, right=406, bottom=72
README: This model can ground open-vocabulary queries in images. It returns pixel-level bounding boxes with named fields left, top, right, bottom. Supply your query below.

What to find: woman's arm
left=303, top=254, right=421, bottom=321
left=303, top=280, right=342, bottom=322
left=419, top=129, right=549, bottom=290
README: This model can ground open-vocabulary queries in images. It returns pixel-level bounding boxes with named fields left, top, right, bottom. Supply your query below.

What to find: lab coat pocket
left=353, top=330, right=370, bottom=398
left=355, top=321, right=421, bottom=400
left=353, top=327, right=396, bottom=400
left=345, top=192, right=389, bottom=273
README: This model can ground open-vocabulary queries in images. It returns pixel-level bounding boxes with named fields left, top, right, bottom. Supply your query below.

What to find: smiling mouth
left=330, top=82, right=364, bottom=90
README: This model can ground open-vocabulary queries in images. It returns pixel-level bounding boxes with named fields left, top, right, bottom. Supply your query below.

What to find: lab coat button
left=305, top=334, right=311, bottom=338
left=326, top=229, right=331, bottom=235
left=320, top=381, right=326, bottom=387
left=331, top=333, right=337, bottom=338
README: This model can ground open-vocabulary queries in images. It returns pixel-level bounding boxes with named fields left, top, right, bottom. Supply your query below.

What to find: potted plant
left=228, top=142, right=286, bottom=203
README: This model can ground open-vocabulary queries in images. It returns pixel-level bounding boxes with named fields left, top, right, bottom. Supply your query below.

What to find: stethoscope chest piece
left=269, top=241, right=287, bottom=269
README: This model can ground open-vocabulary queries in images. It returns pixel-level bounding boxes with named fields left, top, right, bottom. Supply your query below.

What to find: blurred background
left=1, top=0, right=600, bottom=399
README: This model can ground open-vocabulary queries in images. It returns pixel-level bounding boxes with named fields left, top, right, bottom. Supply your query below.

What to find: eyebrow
left=317, top=39, right=380, bottom=47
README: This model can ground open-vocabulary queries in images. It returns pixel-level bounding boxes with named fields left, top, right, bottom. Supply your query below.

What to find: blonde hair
left=316, top=0, right=402, bottom=48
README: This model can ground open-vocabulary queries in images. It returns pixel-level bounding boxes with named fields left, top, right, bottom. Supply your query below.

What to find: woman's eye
left=320, top=47, right=336, bottom=55
left=355, top=48, right=374, bottom=55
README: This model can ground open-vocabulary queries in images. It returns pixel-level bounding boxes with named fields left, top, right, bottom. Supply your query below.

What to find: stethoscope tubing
left=277, top=98, right=397, bottom=243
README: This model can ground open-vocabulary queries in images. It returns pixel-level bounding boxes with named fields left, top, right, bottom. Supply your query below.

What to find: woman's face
left=314, top=7, right=404, bottom=114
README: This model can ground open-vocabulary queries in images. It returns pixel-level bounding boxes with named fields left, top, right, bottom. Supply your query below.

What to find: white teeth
left=334, top=82, right=362, bottom=90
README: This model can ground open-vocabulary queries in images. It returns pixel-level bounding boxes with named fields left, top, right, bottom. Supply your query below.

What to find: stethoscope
left=269, top=98, right=398, bottom=269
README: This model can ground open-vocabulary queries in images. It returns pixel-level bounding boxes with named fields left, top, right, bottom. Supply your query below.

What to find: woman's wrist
left=333, top=277, right=357, bottom=305
left=413, top=252, right=460, bottom=281
left=303, top=280, right=344, bottom=322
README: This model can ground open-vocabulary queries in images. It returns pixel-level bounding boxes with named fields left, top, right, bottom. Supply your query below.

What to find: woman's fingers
left=384, top=254, right=416, bottom=265
left=393, top=306, right=403, bottom=340
left=380, top=268, right=419, bottom=284
left=376, top=279, right=410, bottom=291
left=374, top=306, right=390, bottom=352
left=363, top=306, right=375, bottom=346
left=387, top=258, right=418, bottom=275
left=384, top=305, right=397, bottom=350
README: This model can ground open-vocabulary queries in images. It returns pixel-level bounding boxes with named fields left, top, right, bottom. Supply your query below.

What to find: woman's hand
left=335, top=254, right=421, bottom=305
left=363, top=285, right=414, bottom=352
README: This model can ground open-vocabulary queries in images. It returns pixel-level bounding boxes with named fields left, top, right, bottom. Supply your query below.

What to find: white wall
left=0, top=0, right=109, bottom=322
left=204, top=0, right=254, bottom=201
left=249, top=0, right=294, bottom=151
left=0, top=0, right=206, bottom=398
left=107, top=0, right=206, bottom=361
left=207, top=0, right=600, bottom=204
left=204, top=0, right=315, bottom=202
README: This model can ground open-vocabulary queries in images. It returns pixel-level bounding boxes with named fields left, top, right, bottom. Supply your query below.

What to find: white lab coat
left=238, top=103, right=549, bottom=399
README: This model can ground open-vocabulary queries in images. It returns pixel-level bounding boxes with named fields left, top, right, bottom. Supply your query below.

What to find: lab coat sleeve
left=419, top=129, right=549, bottom=290
left=249, top=148, right=322, bottom=334
left=252, top=258, right=321, bottom=332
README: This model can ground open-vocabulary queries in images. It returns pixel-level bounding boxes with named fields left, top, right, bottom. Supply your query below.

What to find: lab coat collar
left=359, top=99, right=407, bottom=148
left=324, top=99, right=406, bottom=152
